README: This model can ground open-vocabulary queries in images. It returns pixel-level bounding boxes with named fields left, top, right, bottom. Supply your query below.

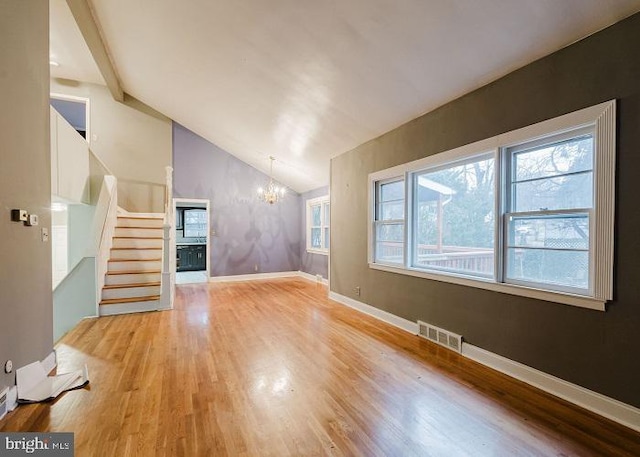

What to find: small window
left=307, top=196, right=330, bottom=254
left=323, top=200, right=330, bottom=249
left=184, top=209, right=208, bottom=238
left=374, top=179, right=405, bottom=265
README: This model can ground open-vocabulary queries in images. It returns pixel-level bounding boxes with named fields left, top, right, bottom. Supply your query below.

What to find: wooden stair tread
left=103, top=282, right=161, bottom=290
left=100, top=295, right=160, bottom=305
left=108, top=258, right=162, bottom=262
left=113, top=236, right=164, bottom=239
left=106, top=270, right=161, bottom=275
left=116, top=226, right=164, bottom=229
left=117, top=216, right=164, bottom=220
left=111, top=247, right=162, bottom=250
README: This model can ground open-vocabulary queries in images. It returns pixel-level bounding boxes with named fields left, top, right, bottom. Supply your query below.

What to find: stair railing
left=160, top=166, right=175, bottom=309
left=90, top=175, right=118, bottom=314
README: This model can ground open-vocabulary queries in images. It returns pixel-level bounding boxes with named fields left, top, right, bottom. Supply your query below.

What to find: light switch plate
left=26, top=214, right=39, bottom=226
left=11, top=209, right=28, bottom=222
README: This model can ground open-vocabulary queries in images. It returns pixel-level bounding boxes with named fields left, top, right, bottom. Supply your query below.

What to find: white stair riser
left=110, top=248, right=162, bottom=260
left=105, top=272, right=161, bottom=285
left=117, top=218, right=164, bottom=228
left=112, top=238, right=163, bottom=249
left=114, top=227, right=164, bottom=238
left=102, top=285, right=161, bottom=300
left=108, top=260, right=161, bottom=272
left=100, top=300, right=159, bottom=316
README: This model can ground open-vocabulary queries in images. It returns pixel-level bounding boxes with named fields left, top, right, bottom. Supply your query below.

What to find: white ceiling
left=52, top=1, right=640, bottom=192
left=50, top=0, right=104, bottom=85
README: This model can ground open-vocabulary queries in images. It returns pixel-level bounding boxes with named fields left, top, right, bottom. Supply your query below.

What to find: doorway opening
left=173, top=198, right=211, bottom=284
left=50, top=93, right=90, bottom=141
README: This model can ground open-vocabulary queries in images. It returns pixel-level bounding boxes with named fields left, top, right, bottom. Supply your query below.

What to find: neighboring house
left=1, top=1, right=640, bottom=433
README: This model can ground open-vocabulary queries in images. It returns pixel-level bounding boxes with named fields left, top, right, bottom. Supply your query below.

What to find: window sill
left=307, top=249, right=329, bottom=256
left=368, top=262, right=605, bottom=311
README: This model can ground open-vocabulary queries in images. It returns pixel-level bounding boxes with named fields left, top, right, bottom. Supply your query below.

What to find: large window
left=412, top=155, right=495, bottom=278
left=307, top=196, right=330, bottom=254
left=368, top=101, right=616, bottom=310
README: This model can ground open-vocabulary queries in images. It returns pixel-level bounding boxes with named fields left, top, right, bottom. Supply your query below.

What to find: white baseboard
left=462, top=344, right=640, bottom=433
left=297, top=271, right=329, bottom=285
left=328, top=292, right=640, bottom=433
left=207, top=270, right=330, bottom=286
left=208, top=271, right=300, bottom=282
left=328, top=291, right=419, bottom=334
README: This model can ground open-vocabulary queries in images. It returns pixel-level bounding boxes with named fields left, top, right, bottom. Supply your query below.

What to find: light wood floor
left=2, top=278, right=639, bottom=456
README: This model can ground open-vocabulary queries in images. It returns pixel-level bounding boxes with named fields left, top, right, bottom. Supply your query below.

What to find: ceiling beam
left=65, top=0, right=124, bottom=102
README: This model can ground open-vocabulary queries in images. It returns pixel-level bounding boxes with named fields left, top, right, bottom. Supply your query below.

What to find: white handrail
left=89, top=175, right=118, bottom=313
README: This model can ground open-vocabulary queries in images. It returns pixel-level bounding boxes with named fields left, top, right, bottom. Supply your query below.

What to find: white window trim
left=368, top=100, right=616, bottom=311
left=306, top=195, right=330, bottom=255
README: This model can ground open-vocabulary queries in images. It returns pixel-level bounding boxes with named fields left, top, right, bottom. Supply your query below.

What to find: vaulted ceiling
left=50, top=0, right=640, bottom=192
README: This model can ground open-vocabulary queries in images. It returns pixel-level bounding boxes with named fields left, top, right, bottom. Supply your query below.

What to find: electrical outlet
left=254, top=264, right=258, bottom=272
left=355, top=286, right=361, bottom=296
left=41, top=228, right=49, bottom=242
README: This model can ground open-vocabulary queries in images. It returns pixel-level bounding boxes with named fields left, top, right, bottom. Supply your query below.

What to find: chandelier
left=257, top=156, right=286, bottom=204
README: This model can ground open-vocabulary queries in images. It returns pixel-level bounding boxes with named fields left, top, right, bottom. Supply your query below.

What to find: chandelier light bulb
left=257, top=156, right=285, bottom=204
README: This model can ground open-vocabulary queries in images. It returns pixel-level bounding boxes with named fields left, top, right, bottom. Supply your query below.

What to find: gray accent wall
left=331, top=12, right=640, bottom=408
left=300, top=186, right=329, bottom=279
left=0, top=0, right=53, bottom=387
left=173, top=123, right=301, bottom=276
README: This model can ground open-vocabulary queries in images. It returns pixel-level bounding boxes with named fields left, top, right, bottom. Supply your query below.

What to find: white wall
left=51, top=207, right=68, bottom=288
left=50, top=107, right=90, bottom=203
left=50, top=80, right=172, bottom=212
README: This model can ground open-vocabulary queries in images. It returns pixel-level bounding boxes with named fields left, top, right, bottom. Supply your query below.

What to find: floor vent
left=418, top=321, right=462, bottom=354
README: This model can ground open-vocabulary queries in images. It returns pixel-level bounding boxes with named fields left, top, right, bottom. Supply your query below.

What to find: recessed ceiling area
left=56, top=0, right=640, bottom=192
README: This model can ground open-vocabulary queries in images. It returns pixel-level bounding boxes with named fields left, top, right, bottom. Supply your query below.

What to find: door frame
left=173, top=198, right=211, bottom=281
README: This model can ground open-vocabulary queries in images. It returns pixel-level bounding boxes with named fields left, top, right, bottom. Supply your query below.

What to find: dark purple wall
left=173, top=123, right=301, bottom=276
left=300, top=186, right=329, bottom=279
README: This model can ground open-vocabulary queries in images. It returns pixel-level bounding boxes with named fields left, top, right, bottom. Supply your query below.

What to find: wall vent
left=417, top=320, right=463, bottom=354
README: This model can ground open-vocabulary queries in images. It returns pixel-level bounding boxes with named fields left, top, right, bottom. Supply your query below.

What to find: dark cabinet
left=177, top=245, right=206, bottom=272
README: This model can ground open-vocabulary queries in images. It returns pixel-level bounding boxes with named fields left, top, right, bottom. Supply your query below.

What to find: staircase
left=99, top=212, right=165, bottom=316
